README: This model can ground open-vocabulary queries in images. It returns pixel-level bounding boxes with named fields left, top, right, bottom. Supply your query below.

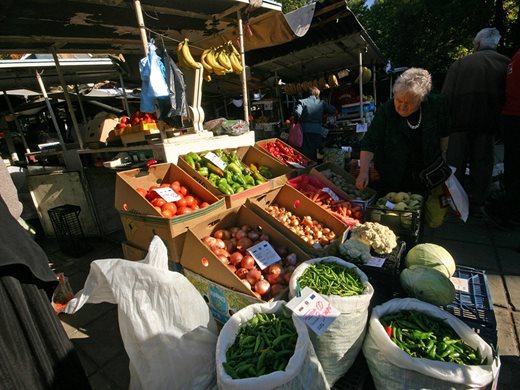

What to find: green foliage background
left=348, top=0, right=519, bottom=86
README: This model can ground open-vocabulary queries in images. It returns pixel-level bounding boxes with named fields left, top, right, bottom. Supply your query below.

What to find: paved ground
left=42, top=211, right=520, bottom=389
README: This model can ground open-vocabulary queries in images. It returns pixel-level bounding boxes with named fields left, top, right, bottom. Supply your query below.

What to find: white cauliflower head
left=351, top=222, right=397, bottom=255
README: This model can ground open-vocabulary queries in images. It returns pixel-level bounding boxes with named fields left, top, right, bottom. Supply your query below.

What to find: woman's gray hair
left=473, top=27, right=501, bottom=50
left=393, top=67, right=432, bottom=101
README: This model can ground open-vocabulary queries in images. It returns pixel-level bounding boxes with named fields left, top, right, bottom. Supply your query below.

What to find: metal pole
left=358, top=49, right=364, bottom=121
left=35, top=70, right=66, bottom=149
left=3, top=91, right=30, bottom=154
left=119, top=74, right=131, bottom=115
left=51, top=49, right=84, bottom=149
left=275, top=71, right=284, bottom=123
left=237, top=11, right=250, bottom=125
left=133, top=0, right=149, bottom=56
left=74, top=85, right=88, bottom=124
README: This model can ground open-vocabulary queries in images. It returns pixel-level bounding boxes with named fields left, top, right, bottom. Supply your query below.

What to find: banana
left=228, top=51, right=243, bottom=74
left=200, top=49, right=214, bottom=73
left=226, top=40, right=240, bottom=56
left=178, top=38, right=200, bottom=70
left=216, top=50, right=233, bottom=73
left=205, top=49, right=228, bottom=74
left=203, top=70, right=212, bottom=82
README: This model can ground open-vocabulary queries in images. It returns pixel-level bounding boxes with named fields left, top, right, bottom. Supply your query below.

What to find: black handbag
left=419, top=156, right=452, bottom=189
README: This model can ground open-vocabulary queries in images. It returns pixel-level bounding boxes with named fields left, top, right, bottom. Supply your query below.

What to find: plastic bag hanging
left=139, top=39, right=169, bottom=113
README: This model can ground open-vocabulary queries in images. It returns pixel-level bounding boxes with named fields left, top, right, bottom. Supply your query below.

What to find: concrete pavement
left=43, top=212, right=520, bottom=389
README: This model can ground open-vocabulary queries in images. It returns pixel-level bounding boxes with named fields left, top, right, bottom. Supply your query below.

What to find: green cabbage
left=400, top=265, right=456, bottom=306
left=405, top=243, right=456, bottom=278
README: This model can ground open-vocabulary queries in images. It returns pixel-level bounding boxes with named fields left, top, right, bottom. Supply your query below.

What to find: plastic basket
left=48, top=204, right=91, bottom=257
left=358, top=241, right=407, bottom=304
left=365, top=206, right=422, bottom=239
left=444, top=266, right=497, bottom=348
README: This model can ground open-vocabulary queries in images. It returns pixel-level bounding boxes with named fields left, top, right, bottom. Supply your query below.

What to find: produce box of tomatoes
left=255, top=138, right=315, bottom=170
left=181, top=205, right=310, bottom=322
left=178, top=146, right=292, bottom=208
left=115, top=163, right=226, bottom=262
left=246, top=184, right=349, bottom=257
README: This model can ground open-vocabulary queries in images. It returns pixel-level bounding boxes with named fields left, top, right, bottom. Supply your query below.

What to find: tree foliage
left=350, top=0, right=518, bottom=87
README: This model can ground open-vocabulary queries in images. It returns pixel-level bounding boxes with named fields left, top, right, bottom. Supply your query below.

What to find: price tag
left=385, top=201, right=396, bottom=209
left=247, top=240, right=281, bottom=270
left=287, top=161, right=306, bottom=169
left=366, top=256, right=386, bottom=268
left=341, top=146, right=352, bottom=153
left=286, top=286, right=341, bottom=336
left=204, top=151, right=227, bottom=171
left=451, top=277, right=470, bottom=293
left=153, top=187, right=181, bottom=202
left=321, top=187, right=340, bottom=201
left=356, top=123, right=368, bottom=133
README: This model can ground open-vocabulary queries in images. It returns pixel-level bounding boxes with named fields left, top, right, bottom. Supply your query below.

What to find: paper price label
left=385, top=201, right=396, bottom=209
left=366, top=256, right=386, bottom=268
left=287, top=161, right=306, bottom=169
left=356, top=123, right=368, bottom=133
left=247, top=240, right=281, bottom=270
left=153, top=187, right=181, bottom=202
left=204, top=151, right=227, bottom=171
left=451, top=277, right=470, bottom=293
left=321, top=187, right=340, bottom=201
left=286, top=286, right=340, bottom=336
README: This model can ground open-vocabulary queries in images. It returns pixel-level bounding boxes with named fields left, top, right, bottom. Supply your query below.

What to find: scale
left=182, top=63, right=205, bottom=133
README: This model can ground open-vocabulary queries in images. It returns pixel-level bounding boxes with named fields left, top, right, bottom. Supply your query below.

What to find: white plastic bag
left=363, top=298, right=499, bottom=390
left=289, top=257, right=373, bottom=386
left=444, top=170, right=469, bottom=222
left=65, top=236, right=219, bottom=390
left=215, top=301, right=328, bottom=390
left=139, top=40, right=170, bottom=113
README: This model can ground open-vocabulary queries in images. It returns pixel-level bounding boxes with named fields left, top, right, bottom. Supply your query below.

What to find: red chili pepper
left=385, top=325, right=392, bottom=337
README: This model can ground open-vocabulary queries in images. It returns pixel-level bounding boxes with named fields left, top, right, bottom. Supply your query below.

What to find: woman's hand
left=356, top=171, right=369, bottom=191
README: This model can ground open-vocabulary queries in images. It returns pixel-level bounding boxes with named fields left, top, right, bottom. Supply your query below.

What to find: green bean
left=298, top=262, right=365, bottom=297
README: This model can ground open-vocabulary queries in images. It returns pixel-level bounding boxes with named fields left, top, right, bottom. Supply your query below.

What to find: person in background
left=295, top=87, right=337, bottom=161
left=355, top=68, right=450, bottom=195
left=483, top=48, right=520, bottom=228
left=441, top=27, right=510, bottom=217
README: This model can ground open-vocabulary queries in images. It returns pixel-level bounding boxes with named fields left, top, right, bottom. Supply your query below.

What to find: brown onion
left=217, top=255, right=229, bottom=264
left=237, top=237, right=253, bottom=252
left=266, top=263, right=282, bottom=276
left=240, top=255, right=255, bottom=270
left=277, top=246, right=288, bottom=257
left=266, top=273, right=282, bottom=285
left=246, top=268, right=262, bottom=285
left=229, top=251, right=244, bottom=266
left=285, top=253, right=298, bottom=266
left=213, top=248, right=230, bottom=258
left=235, top=267, right=248, bottom=279
left=247, top=230, right=260, bottom=241
left=235, top=230, right=248, bottom=240
left=230, top=226, right=240, bottom=235
left=202, top=236, right=217, bottom=247
left=259, top=233, right=269, bottom=242
left=254, top=279, right=271, bottom=296
left=224, top=239, right=235, bottom=253
left=227, top=264, right=237, bottom=273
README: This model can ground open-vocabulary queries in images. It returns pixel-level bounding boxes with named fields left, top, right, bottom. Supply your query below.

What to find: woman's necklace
left=406, top=106, right=422, bottom=129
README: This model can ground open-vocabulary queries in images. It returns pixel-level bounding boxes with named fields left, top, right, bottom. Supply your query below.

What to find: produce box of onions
left=181, top=205, right=310, bottom=323
left=246, top=184, right=349, bottom=257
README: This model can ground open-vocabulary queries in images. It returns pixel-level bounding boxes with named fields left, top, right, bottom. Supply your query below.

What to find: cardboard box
left=254, top=138, right=316, bottom=172
left=177, top=146, right=292, bottom=208
left=121, top=240, right=147, bottom=261
left=246, top=184, right=349, bottom=256
left=313, top=162, right=377, bottom=207
left=115, top=163, right=226, bottom=261
left=181, top=205, right=310, bottom=303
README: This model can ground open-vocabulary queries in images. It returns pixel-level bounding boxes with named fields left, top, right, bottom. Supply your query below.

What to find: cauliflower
left=351, top=222, right=397, bottom=255
left=339, top=238, right=372, bottom=263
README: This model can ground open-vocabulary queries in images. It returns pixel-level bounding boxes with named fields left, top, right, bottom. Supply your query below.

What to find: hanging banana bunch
left=199, top=41, right=243, bottom=79
left=177, top=38, right=202, bottom=70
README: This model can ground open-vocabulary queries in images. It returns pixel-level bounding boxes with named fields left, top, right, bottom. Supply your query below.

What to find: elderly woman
left=356, top=68, right=450, bottom=195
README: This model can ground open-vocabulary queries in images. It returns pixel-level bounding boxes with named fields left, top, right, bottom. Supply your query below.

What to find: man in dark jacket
left=442, top=27, right=510, bottom=216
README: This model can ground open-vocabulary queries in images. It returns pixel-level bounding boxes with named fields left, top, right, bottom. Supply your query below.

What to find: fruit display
left=115, top=112, right=158, bottom=133
left=288, top=174, right=362, bottom=228
left=135, top=180, right=211, bottom=218
left=258, top=139, right=312, bottom=167
left=319, top=168, right=374, bottom=202
left=265, top=203, right=337, bottom=247
left=374, top=192, right=423, bottom=211
left=283, top=74, right=339, bottom=95
left=201, top=225, right=301, bottom=300
left=182, top=149, right=273, bottom=195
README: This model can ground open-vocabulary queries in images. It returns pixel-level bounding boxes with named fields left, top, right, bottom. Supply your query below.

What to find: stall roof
left=0, top=0, right=307, bottom=55
left=246, top=1, right=385, bottom=82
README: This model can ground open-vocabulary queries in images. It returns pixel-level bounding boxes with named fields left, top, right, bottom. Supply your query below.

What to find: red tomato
left=146, top=191, right=159, bottom=201
left=193, top=197, right=201, bottom=206
left=177, top=206, right=193, bottom=215
left=171, top=181, right=181, bottom=192
left=200, top=202, right=210, bottom=208
left=161, top=202, right=177, bottom=215
left=160, top=182, right=171, bottom=188
left=151, top=197, right=166, bottom=208
left=176, top=198, right=188, bottom=208
left=191, top=204, right=200, bottom=211
left=136, top=187, right=147, bottom=197
left=161, top=209, right=174, bottom=218
left=184, top=195, right=195, bottom=207
left=179, top=186, right=188, bottom=196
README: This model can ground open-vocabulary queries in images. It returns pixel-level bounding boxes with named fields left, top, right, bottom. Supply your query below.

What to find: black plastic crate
left=365, top=206, right=422, bottom=240
left=358, top=241, right=407, bottom=304
left=444, top=266, right=497, bottom=348
left=48, top=204, right=91, bottom=257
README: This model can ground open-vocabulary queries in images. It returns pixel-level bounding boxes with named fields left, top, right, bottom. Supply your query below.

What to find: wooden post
left=237, top=11, right=250, bottom=125
left=133, top=0, right=149, bottom=56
